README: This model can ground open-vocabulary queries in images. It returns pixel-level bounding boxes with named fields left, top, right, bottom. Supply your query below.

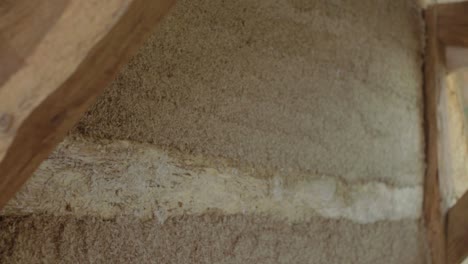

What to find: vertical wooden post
left=423, top=6, right=447, bottom=264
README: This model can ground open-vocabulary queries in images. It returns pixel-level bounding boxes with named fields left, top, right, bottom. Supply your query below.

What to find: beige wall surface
left=0, top=0, right=428, bottom=263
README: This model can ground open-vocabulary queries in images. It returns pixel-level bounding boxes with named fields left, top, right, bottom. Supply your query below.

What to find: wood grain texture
left=423, top=6, right=447, bottom=264
left=437, top=1, right=468, bottom=47
left=436, top=2, right=468, bottom=264
left=0, top=0, right=174, bottom=208
left=447, top=191, right=468, bottom=264
left=0, top=0, right=68, bottom=87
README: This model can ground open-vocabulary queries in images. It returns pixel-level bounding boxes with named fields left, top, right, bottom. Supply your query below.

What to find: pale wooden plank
left=435, top=3, right=468, bottom=264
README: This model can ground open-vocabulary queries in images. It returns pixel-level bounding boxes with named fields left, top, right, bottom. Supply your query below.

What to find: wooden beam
left=437, top=1, right=468, bottom=47
left=435, top=3, right=468, bottom=264
left=0, top=0, right=174, bottom=208
left=447, top=191, right=468, bottom=264
left=423, top=6, right=447, bottom=264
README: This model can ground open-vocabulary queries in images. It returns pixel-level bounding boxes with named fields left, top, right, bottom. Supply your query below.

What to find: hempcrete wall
left=0, top=0, right=428, bottom=263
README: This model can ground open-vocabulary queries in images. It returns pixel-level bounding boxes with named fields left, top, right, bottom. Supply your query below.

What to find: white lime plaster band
left=2, top=138, right=422, bottom=224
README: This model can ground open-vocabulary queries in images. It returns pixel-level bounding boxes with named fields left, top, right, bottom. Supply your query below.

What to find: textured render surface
left=75, top=0, right=425, bottom=187
left=2, top=138, right=422, bottom=224
left=0, top=214, right=426, bottom=264
left=0, top=0, right=427, bottom=263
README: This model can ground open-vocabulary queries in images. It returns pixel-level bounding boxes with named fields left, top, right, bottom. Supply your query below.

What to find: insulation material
left=0, top=0, right=428, bottom=263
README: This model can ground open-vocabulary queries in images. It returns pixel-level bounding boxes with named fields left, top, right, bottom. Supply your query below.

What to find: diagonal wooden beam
left=447, top=191, right=468, bottom=264
left=437, top=1, right=468, bottom=77
left=0, top=0, right=174, bottom=208
left=437, top=1, right=468, bottom=47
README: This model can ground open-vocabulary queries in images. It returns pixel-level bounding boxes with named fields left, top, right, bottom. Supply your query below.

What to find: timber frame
left=0, top=1, right=467, bottom=263
left=424, top=2, right=468, bottom=264
left=0, top=0, right=174, bottom=208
